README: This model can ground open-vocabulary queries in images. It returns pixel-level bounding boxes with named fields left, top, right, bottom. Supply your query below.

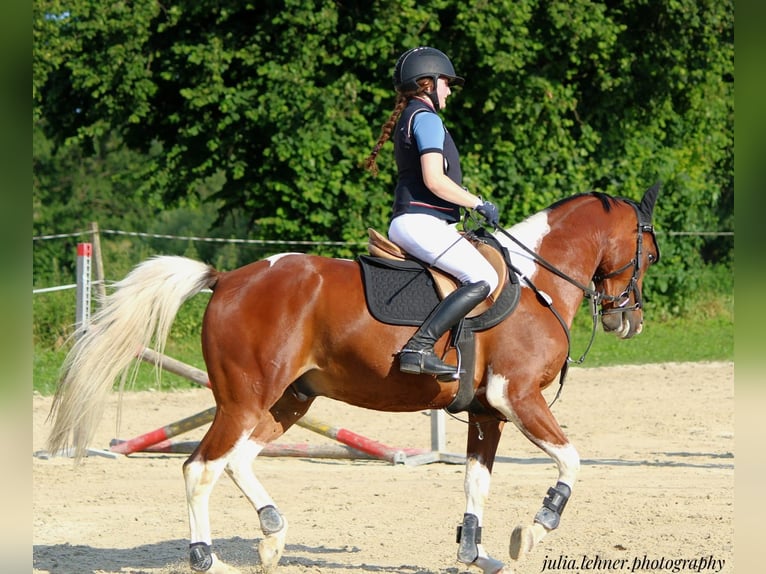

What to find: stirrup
left=436, top=344, right=463, bottom=382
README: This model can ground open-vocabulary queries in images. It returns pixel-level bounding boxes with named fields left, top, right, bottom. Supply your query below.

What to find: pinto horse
left=47, top=185, right=661, bottom=574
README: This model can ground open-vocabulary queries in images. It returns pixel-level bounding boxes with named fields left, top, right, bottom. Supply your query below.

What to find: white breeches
left=389, top=213, right=499, bottom=292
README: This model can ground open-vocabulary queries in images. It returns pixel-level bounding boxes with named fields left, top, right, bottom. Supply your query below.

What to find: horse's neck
left=500, top=208, right=601, bottom=312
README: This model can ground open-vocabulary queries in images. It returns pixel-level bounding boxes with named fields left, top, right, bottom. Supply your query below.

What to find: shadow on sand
left=33, top=536, right=464, bottom=574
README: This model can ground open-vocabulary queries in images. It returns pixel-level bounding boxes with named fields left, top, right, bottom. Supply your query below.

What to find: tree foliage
left=33, top=0, right=733, bottom=314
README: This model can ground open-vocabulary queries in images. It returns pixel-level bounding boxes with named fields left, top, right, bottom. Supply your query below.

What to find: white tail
left=46, top=256, right=217, bottom=460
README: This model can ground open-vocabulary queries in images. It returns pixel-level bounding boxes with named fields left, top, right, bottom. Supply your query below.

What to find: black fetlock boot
left=399, top=280, right=490, bottom=377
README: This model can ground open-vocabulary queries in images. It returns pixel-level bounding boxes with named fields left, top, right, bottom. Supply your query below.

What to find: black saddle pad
left=357, top=252, right=520, bottom=331
left=357, top=256, right=439, bottom=326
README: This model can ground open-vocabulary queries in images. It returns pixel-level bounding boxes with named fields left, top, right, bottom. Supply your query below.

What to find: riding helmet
left=392, top=47, right=465, bottom=92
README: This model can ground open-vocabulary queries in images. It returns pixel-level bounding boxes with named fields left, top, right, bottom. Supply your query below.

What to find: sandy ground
left=32, top=362, right=734, bottom=574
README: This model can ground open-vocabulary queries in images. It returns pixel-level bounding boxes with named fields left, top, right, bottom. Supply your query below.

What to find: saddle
left=358, top=228, right=521, bottom=413
left=366, top=228, right=508, bottom=319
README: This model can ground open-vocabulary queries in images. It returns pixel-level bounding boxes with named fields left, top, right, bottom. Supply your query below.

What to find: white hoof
left=207, top=552, right=243, bottom=574
left=472, top=554, right=510, bottom=573
left=258, top=517, right=288, bottom=573
left=509, top=523, right=547, bottom=560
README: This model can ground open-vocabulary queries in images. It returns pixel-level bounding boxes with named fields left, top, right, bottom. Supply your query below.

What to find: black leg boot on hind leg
left=399, top=280, right=490, bottom=377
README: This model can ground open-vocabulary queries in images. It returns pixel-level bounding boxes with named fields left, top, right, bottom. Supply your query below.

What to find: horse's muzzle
left=601, top=309, right=643, bottom=338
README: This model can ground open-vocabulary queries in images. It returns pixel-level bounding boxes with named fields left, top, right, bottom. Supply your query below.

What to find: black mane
left=548, top=192, right=635, bottom=214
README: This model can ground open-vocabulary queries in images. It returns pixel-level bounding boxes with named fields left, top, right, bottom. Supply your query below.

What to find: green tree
left=34, top=0, right=733, bottom=312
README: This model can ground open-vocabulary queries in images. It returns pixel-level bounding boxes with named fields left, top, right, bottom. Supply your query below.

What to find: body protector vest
left=391, top=99, right=463, bottom=224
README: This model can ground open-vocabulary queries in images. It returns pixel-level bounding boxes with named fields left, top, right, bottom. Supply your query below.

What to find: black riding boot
left=399, top=281, right=491, bottom=377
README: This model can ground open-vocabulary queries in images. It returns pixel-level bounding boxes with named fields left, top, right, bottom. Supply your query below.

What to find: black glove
left=475, top=200, right=499, bottom=227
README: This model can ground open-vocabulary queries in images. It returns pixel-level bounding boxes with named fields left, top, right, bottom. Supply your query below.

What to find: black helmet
left=393, top=47, right=464, bottom=92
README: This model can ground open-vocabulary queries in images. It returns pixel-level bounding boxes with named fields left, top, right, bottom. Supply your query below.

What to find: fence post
left=75, top=243, right=92, bottom=336
left=430, top=409, right=447, bottom=453
left=89, top=222, right=106, bottom=303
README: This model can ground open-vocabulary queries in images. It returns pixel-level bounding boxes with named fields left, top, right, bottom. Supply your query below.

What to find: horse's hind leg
left=486, top=381, right=580, bottom=562
left=224, top=393, right=315, bottom=573
left=184, top=413, right=255, bottom=574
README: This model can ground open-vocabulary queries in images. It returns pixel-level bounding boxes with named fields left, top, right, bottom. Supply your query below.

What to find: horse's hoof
left=509, top=523, right=547, bottom=560
left=207, top=553, right=243, bottom=574
left=472, top=555, right=508, bottom=573
left=509, top=526, right=530, bottom=560
left=257, top=517, right=288, bottom=573
left=258, top=537, right=285, bottom=573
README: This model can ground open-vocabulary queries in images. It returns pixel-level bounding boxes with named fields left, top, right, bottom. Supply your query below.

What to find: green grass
left=569, top=314, right=733, bottom=367
left=33, top=310, right=733, bottom=396
left=33, top=337, right=208, bottom=396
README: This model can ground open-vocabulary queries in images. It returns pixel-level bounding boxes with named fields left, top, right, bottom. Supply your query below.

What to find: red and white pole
left=75, top=243, right=93, bottom=336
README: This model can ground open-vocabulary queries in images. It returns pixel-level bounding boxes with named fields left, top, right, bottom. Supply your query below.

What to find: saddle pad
left=358, top=255, right=521, bottom=330
left=358, top=256, right=440, bottom=326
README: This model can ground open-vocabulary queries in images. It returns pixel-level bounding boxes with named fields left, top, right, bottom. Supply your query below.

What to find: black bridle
left=482, top=204, right=659, bottom=406
left=493, top=211, right=656, bottom=316
left=592, top=217, right=660, bottom=315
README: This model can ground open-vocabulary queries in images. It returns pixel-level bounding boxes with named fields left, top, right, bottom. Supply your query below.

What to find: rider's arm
left=412, top=112, right=482, bottom=209
left=420, top=153, right=482, bottom=209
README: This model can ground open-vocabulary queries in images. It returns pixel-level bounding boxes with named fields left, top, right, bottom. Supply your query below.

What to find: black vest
left=391, top=100, right=463, bottom=223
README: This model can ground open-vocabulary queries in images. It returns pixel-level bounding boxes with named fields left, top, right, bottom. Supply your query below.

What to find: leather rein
left=497, top=212, right=652, bottom=316
left=483, top=204, right=657, bottom=406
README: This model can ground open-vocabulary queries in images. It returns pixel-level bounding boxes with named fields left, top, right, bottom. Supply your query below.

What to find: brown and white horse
left=47, top=185, right=661, bottom=573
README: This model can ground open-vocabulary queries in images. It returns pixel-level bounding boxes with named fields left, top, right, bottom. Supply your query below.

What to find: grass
left=33, top=307, right=733, bottom=396
left=569, top=314, right=733, bottom=367
left=33, top=338, right=208, bottom=396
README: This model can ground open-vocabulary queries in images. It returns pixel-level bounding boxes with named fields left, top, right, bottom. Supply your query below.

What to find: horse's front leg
left=457, top=414, right=510, bottom=574
left=487, top=382, right=580, bottom=561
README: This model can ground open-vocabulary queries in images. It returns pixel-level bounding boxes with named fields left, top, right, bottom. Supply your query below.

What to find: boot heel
left=398, top=350, right=425, bottom=374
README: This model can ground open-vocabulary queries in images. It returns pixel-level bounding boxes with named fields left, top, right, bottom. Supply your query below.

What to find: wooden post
left=430, top=409, right=447, bottom=453
left=89, top=221, right=106, bottom=302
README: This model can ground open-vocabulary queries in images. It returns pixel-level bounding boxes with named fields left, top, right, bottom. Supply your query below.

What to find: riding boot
left=399, top=280, right=491, bottom=377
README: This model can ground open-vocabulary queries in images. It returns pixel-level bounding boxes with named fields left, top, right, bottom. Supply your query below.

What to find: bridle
left=491, top=204, right=659, bottom=316
left=590, top=221, right=658, bottom=314
left=483, top=203, right=659, bottom=407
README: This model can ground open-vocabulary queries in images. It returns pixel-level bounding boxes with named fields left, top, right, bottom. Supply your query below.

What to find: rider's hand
left=475, top=201, right=500, bottom=227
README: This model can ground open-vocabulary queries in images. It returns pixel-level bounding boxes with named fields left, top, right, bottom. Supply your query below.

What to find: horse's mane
left=547, top=192, right=635, bottom=214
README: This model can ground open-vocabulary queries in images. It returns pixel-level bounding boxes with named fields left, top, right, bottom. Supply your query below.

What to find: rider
left=365, top=46, right=500, bottom=378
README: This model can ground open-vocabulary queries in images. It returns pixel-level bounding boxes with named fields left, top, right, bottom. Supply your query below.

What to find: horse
left=47, top=184, right=661, bottom=574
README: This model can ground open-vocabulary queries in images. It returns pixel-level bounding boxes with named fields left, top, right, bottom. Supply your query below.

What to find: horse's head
left=593, top=183, right=661, bottom=339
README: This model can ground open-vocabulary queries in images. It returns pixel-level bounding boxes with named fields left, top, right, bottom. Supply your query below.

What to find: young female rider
left=365, top=46, right=500, bottom=378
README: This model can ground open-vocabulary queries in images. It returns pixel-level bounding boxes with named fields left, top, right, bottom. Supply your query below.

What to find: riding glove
left=475, top=201, right=500, bottom=227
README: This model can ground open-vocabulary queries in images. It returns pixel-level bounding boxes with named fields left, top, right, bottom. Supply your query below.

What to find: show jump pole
left=109, top=406, right=216, bottom=455
left=119, top=347, right=430, bottom=464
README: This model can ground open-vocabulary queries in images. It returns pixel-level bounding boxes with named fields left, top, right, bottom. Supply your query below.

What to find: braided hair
left=364, top=80, right=432, bottom=176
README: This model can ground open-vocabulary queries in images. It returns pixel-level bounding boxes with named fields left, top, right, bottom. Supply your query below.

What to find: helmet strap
left=426, top=76, right=440, bottom=111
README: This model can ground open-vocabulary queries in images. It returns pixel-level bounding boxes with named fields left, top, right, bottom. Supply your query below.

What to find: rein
left=494, top=223, right=643, bottom=312
left=472, top=204, right=652, bottom=407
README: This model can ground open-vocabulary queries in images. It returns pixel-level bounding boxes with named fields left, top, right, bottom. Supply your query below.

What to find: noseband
left=591, top=219, right=657, bottom=315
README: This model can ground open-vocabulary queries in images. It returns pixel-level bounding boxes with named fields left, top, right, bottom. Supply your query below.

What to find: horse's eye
left=647, top=254, right=656, bottom=263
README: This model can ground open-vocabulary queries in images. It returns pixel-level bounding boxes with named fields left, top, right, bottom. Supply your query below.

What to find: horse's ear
left=638, top=181, right=661, bottom=223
